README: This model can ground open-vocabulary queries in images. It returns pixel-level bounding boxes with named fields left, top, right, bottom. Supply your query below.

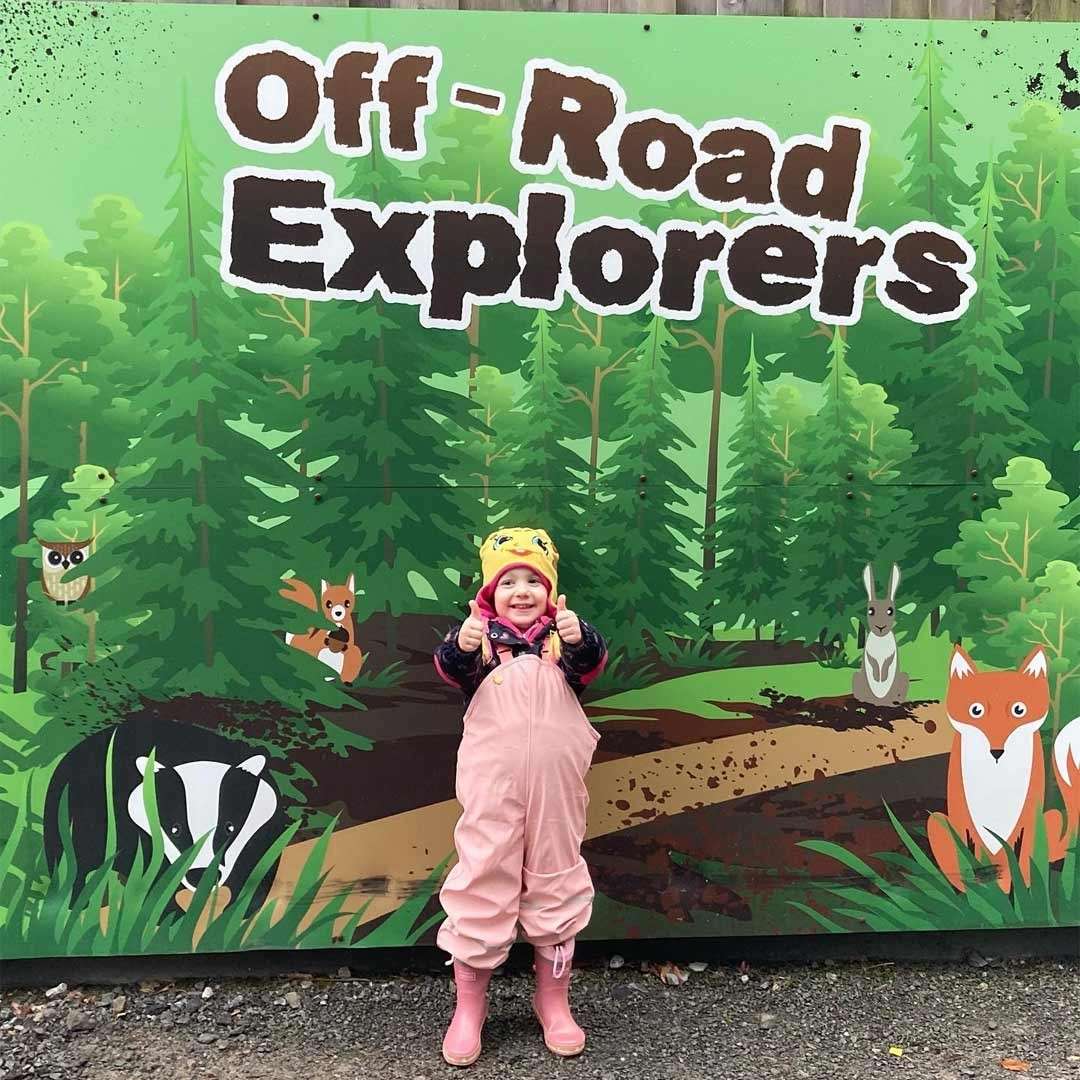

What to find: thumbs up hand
left=457, top=600, right=486, bottom=653
left=554, top=594, right=582, bottom=645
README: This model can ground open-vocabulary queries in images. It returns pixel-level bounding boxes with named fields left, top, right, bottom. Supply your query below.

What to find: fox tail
left=1054, top=716, right=1080, bottom=840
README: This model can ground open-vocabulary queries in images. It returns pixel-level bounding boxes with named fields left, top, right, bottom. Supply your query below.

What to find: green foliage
left=704, top=339, right=784, bottom=635
left=899, top=39, right=968, bottom=230
left=793, top=804, right=1079, bottom=932
left=0, top=757, right=445, bottom=957
left=785, top=330, right=877, bottom=643
left=507, top=309, right=595, bottom=607
left=592, top=317, right=700, bottom=654
left=937, top=456, right=1079, bottom=726
left=81, top=96, right=319, bottom=710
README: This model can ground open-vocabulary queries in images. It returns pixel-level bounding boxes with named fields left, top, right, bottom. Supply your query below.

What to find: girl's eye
left=1011, top=702, right=1027, bottom=718
left=969, top=703, right=985, bottom=719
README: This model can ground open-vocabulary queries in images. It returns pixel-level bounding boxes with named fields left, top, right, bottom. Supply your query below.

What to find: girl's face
left=493, top=568, right=549, bottom=630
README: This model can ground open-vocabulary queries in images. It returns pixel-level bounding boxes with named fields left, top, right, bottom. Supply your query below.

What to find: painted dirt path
left=257, top=696, right=950, bottom=935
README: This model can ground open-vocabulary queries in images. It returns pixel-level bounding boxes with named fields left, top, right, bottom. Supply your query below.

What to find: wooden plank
left=931, top=0, right=995, bottom=17
left=988, top=0, right=1031, bottom=17
left=890, top=0, right=930, bottom=17
left=1026, top=0, right=1076, bottom=18
left=568, top=0, right=609, bottom=11
left=607, top=0, right=677, bottom=12
left=717, top=0, right=784, bottom=14
left=783, top=0, right=825, bottom=16
left=676, top=0, right=717, bottom=13
left=238, top=0, right=348, bottom=7
left=459, top=0, right=567, bottom=10
left=824, top=0, right=891, bottom=16
left=477, top=0, right=569, bottom=9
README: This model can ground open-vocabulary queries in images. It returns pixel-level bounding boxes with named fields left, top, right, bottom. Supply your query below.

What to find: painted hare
left=852, top=563, right=909, bottom=706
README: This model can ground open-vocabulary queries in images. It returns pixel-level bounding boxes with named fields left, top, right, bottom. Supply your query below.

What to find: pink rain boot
left=532, top=944, right=586, bottom=1057
left=442, top=960, right=492, bottom=1067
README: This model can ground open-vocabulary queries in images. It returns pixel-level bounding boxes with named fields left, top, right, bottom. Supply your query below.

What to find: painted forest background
left=1, top=29, right=1079, bottom=948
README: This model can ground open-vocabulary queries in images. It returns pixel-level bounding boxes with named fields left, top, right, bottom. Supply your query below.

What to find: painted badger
left=43, top=715, right=288, bottom=915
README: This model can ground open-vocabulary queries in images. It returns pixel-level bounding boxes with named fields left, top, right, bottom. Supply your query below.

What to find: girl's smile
left=493, top=568, right=549, bottom=630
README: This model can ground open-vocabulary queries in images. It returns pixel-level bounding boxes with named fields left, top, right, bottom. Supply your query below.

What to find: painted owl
left=39, top=539, right=92, bottom=605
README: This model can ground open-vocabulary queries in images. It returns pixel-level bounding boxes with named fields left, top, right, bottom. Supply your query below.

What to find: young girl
left=433, top=527, right=607, bottom=1066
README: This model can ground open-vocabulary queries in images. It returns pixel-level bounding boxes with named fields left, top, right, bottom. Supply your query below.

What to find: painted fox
left=927, top=644, right=1080, bottom=893
left=279, top=575, right=365, bottom=684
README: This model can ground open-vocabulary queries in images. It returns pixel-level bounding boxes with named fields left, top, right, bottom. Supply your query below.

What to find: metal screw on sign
left=969, top=468, right=978, bottom=478
left=99, top=497, right=107, bottom=505
left=846, top=471, right=854, bottom=481
left=845, top=491, right=854, bottom=500
left=315, top=494, right=323, bottom=503
left=639, top=491, right=647, bottom=500
left=971, top=492, right=979, bottom=501
left=639, top=474, right=647, bottom=484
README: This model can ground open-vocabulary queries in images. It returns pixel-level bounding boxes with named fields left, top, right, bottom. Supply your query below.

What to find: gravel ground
left=3, top=954, right=1079, bottom=1080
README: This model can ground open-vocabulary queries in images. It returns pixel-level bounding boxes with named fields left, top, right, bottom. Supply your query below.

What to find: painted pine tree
left=506, top=309, right=597, bottom=608
left=918, top=164, right=1041, bottom=624
left=89, top=94, right=311, bottom=705
left=785, top=330, right=875, bottom=646
left=1005, top=147, right=1080, bottom=485
left=704, top=339, right=784, bottom=641
left=592, top=317, right=699, bottom=655
left=292, top=146, right=475, bottom=641
left=900, top=38, right=968, bottom=232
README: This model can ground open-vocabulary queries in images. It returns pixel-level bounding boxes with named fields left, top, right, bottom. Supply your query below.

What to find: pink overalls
left=436, top=636, right=600, bottom=970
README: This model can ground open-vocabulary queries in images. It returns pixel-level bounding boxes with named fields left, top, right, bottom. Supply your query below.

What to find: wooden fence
left=93, top=0, right=1080, bottom=27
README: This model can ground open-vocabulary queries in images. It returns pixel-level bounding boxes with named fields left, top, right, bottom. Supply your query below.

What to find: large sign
left=1, top=3, right=1077, bottom=961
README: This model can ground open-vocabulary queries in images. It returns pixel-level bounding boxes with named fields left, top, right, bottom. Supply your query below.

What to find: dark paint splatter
left=1058, top=50, right=1078, bottom=83
left=0, top=0, right=167, bottom=128
left=1027, top=72, right=1044, bottom=95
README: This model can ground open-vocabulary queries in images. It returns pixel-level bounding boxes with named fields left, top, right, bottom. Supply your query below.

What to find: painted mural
left=0, top=3, right=1078, bottom=961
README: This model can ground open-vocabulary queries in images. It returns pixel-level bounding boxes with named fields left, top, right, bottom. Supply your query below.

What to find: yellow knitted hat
left=477, top=527, right=559, bottom=612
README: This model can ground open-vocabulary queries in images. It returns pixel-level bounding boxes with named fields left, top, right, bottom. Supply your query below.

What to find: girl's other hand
left=457, top=600, right=486, bottom=652
left=554, top=594, right=582, bottom=645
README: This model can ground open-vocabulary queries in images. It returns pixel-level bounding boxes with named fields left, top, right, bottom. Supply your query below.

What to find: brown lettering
left=618, top=116, right=697, bottom=195
left=223, top=50, right=321, bottom=146
left=569, top=225, right=658, bottom=309
left=324, top=49, right=381, bottom=151
left=777, top=122, right=864, bottom=223
left=726, top=223, right=817, bottom=309
left=885, top=230, right=970, bottom=318
left=818, top=233, right=886, bottom=319
left=378, top=52, right=436, bottom=155
left=519, top=190, right=569, bottom=304
left=516, top=66, right=618, bottom=182
left=328, top=207, right=427, bottom=295
left=228, top=175, right=326, bottom=291
left=429, top=209, right=522, bottom=325
left=694, top=125, right=775, bottom=208
left=658, top=226, right=727, bottom=315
